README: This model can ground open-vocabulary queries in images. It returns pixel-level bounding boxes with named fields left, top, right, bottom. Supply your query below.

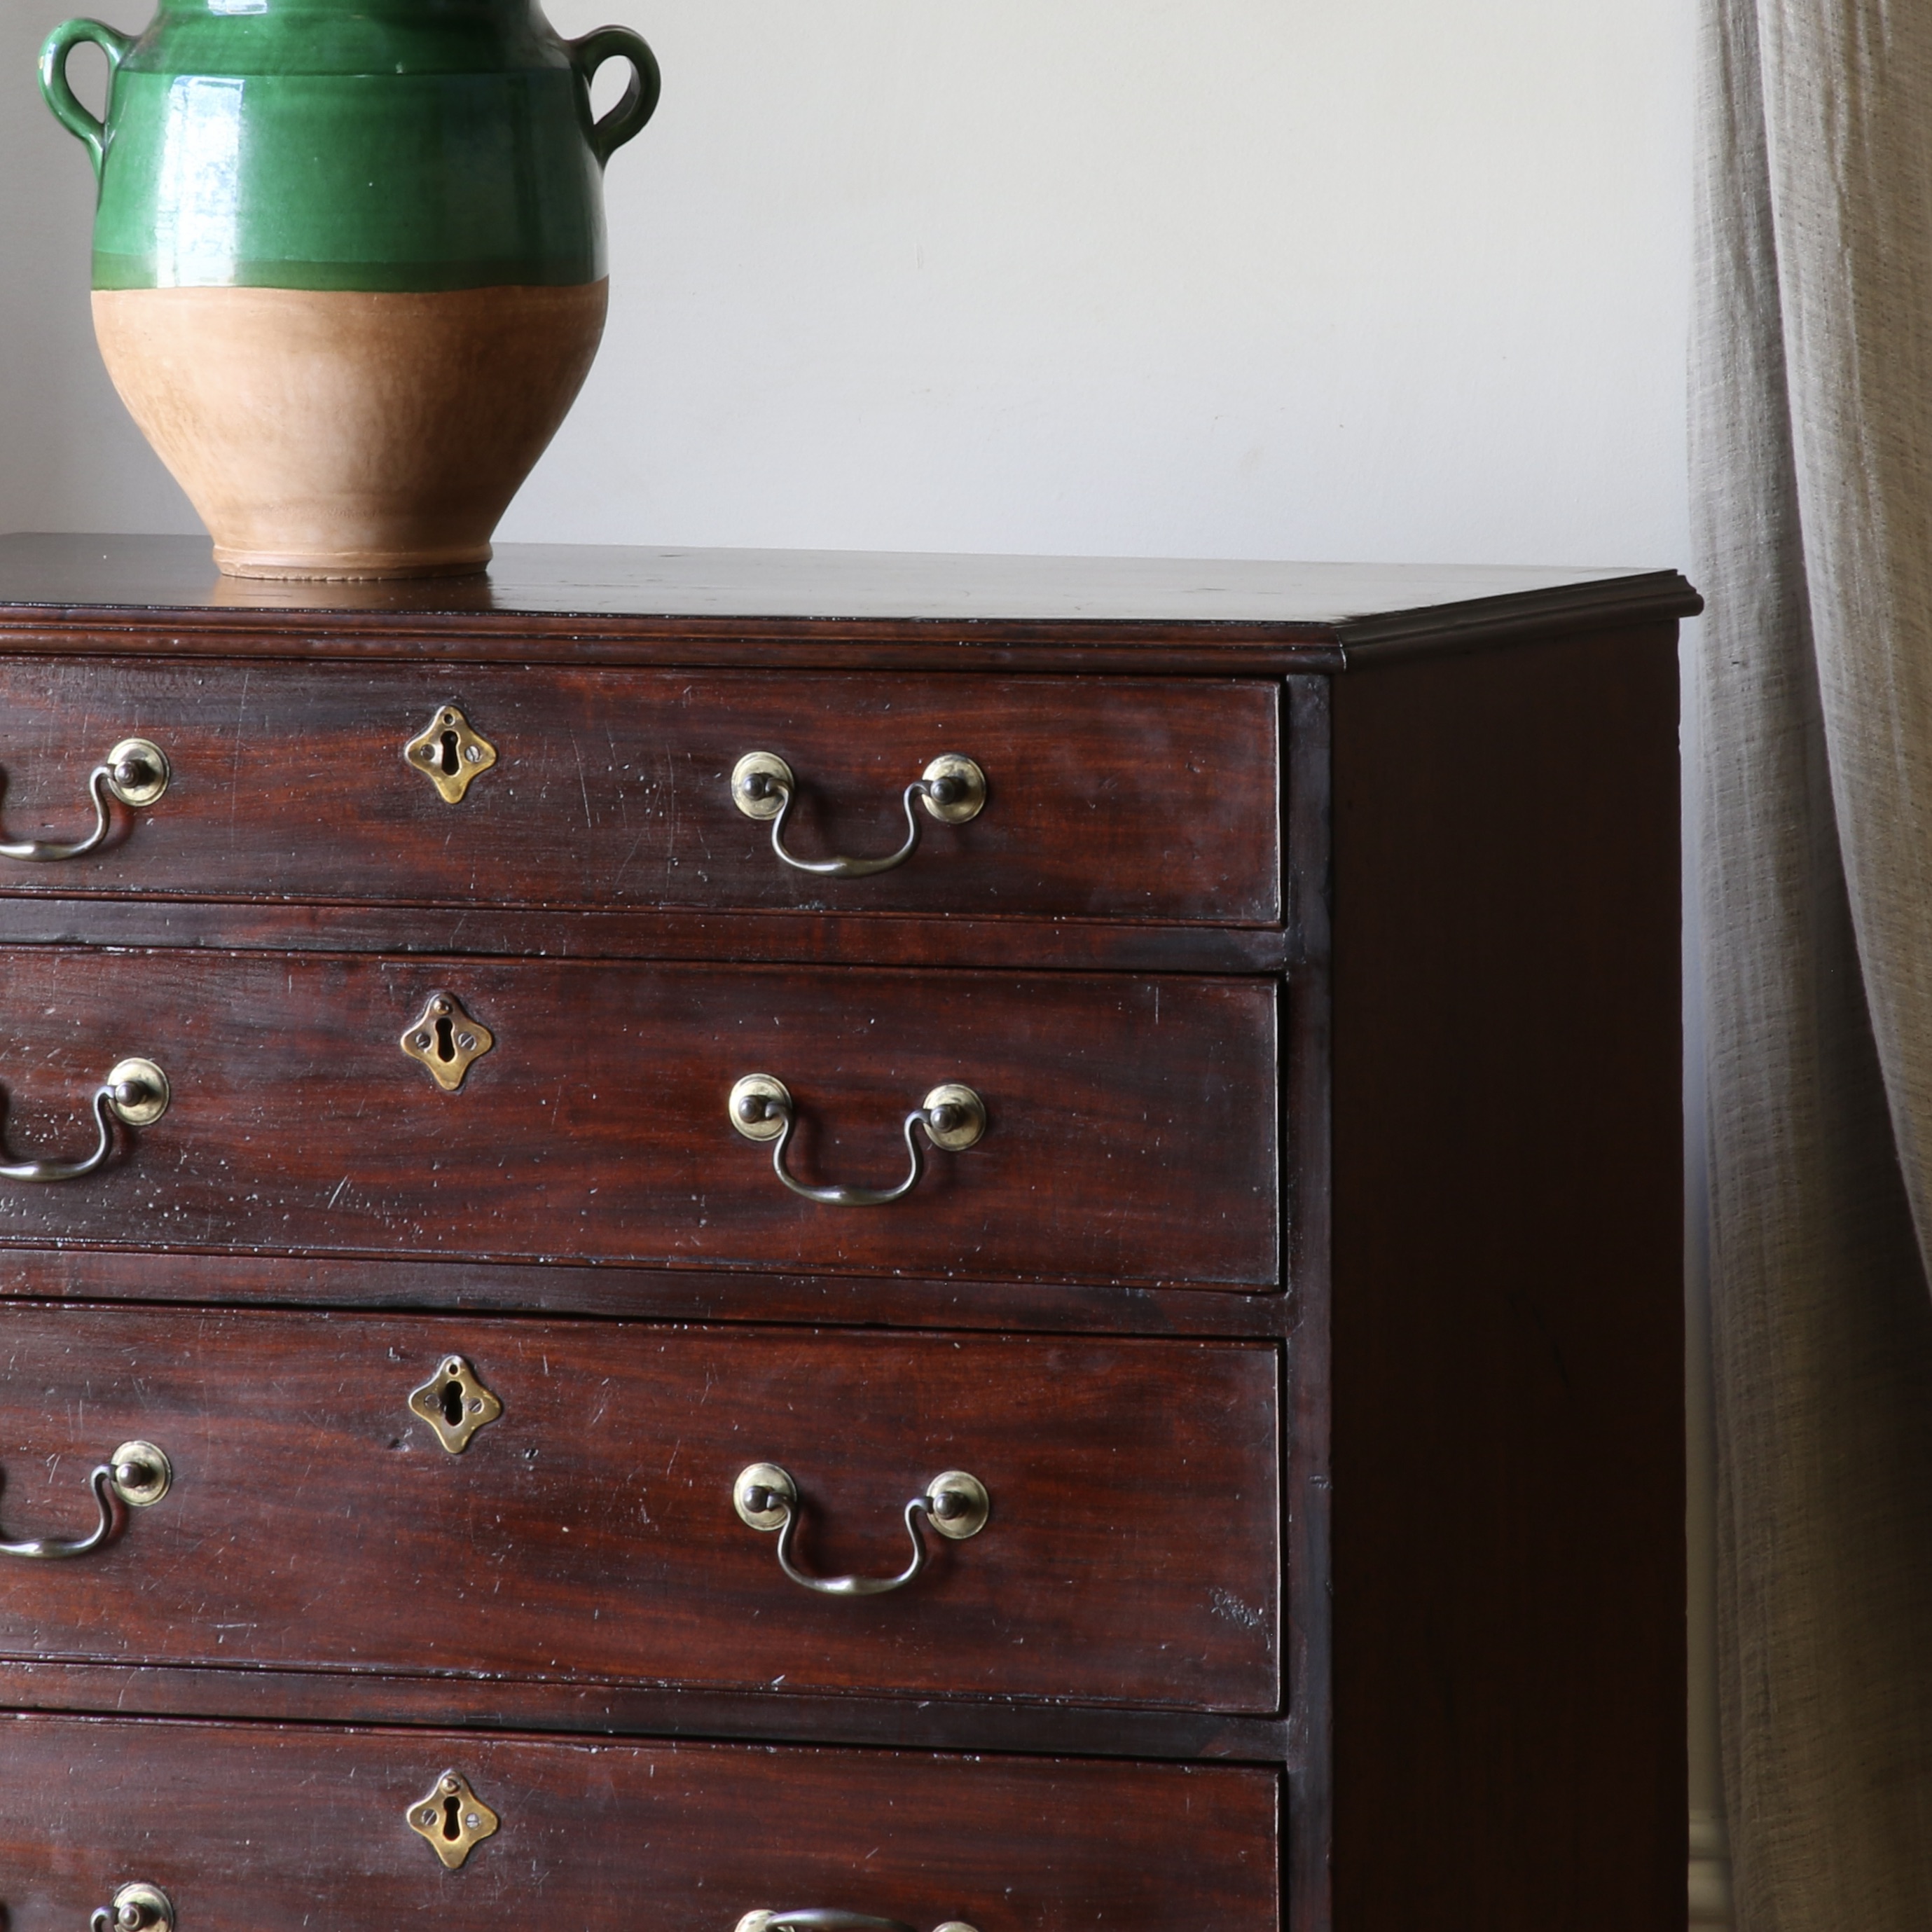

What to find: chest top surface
left=0, top=533, right=1699, bottom=670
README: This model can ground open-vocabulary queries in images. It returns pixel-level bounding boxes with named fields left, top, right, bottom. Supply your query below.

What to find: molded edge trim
left=1337, top=570, right=1703, bottom=665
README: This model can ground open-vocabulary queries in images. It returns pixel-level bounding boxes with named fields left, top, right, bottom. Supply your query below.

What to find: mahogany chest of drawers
left=0, top=537, right=1697, bottom=1932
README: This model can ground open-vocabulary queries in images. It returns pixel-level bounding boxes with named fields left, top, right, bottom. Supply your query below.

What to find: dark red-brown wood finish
left=0, top=952, right=1278, bottom=1286
left=0, top=895, right=1295, bottom=974
left=1326, top=622, right=1688, bottom=1932
left=0, top=1305, right=1279, bottom=1710
left=0, top=536, right=1700, bottom=1932
left=0, top=1713, right=1283, bottom=1932
left=0, top=532, right=1696, bottom=672
left=0, top=661, right=1281, bottom=924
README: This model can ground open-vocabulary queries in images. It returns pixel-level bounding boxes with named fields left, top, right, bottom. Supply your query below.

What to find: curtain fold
left=1695, top=0, right=1932, bottom=1923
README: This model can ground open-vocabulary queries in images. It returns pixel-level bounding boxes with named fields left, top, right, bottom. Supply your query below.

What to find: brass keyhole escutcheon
left=400, top=992, right=495, bottom=1093
left=408, top=1355, right=503, bottom=1454
left=406, top=1769, right=499, bottom=1870
left=403, top=705, right=497, bottom=803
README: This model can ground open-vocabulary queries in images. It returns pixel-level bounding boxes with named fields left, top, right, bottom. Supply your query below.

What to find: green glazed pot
left=39, top=0, right=660, bottom=579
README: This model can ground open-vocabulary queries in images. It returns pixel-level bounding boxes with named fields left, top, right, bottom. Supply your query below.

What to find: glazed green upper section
left=39, top=0, right=658, bottom=292
left=90, top=69, right=609, bottom=291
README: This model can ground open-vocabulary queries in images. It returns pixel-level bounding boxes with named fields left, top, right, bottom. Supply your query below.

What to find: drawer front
left=0, top=951, right=1279, bottom=1289
left=0, top=1715, right=1280, bottom=1931
left=0, top=661, right=1281, bottom=924
left=0, top=1307, right=1280, bottom=1711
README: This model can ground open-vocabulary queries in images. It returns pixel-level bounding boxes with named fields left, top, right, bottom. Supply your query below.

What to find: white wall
left=0, top=0, right=1716, bottom=1872
left=3, top=1, right=1690, bottom=570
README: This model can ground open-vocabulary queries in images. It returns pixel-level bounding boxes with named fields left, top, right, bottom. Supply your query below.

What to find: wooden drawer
left=0, top=1306, right=1279, bottom=1711
left=0, top=661, right=1281, bottom=924
left=0, top=1714, right=1279, bottom=1931
left=0, top=950, right=1278, bottom=1289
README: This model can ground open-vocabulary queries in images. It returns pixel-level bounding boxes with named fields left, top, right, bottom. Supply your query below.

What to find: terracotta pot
left=40, top=0, right=658, bottom=579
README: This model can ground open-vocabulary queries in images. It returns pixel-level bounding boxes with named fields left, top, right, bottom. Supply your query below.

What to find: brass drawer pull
left=737, top=1914, right=979, bottom=1931
left=728, top=1075, right=986, bottom=1207
left=731, top=751, right=986, bottom=878
left=1, top=1441, right=170, bottom=1561
left=0, top=1058, right=170, bottom=1184
left=91, top=1883, right=175, bottom=1932
left=733, top=1462, right=990, bottom=1597
left=0, top=738, right=168, bottom=862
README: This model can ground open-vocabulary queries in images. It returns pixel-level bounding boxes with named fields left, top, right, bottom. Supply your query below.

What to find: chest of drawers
left=0, top=536, right=1696, bottom=1932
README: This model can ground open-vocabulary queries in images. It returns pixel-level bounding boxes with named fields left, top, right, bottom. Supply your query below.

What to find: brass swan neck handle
left=0, top=1059, right=170, bottom=1185
left=730, top=752, right=986, bottom=878
left=733, top=1463, right=991, bottom=1598
left=0, top=738, right=168, bottom=862
left=736, top=1914, right=981, bottom=1932
left=728, top=1075, right=986, bottom=1207
left=0, top=1442, right=171, bottom=1561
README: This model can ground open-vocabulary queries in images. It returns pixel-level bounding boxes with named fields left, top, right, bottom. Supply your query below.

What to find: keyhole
left=439, top=729, right=460, bottom=776
left=440, top=1378, right=464, bottom=1426
left=434, top=1014, right=455, bottom=1062
left=441, top=1795, right=463, bottom=1841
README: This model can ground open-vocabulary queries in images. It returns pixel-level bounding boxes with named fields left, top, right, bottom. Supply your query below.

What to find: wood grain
left=0, top=1713, right=1282, bottom=1932
left=1327, top=621, right=1685, bottom=1932
left=0, top=530, right=1696, bottom=626
left=0, top=546, right=1704, bottom=1932
left=0, top=951, right=1281, bottom=1288
left=0, top=1306, right=1279, bottom=1711
left=1281, top=676, right=1334, bottom=1932
left=0, top=659, right=1281, bottom=925
left=0, top=1248, right=1291, bottom=1339
left=0, top=1658, right=1292, bottom=1763
left=0, top=534, right=1699, bottom=677
left=0, top=897, right=1295, bottom=976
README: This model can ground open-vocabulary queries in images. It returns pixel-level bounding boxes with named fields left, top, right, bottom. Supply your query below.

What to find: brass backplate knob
left=404, top=705, right=497, bottom=803
left=733, top=1461, right=797, bottom=1530
left=91, top=1882, right=175, bottom=1932
left=109, top=1440, right=172, bottom=1509
left=104, top=1058, right=171, bottom=1128
left=924, top=1469, right=992, bottom=1541
left=916, top=754, right=987, bottom=824
left=729, top=751, right=794, bottom=822
left=408, top=1355, right=504, bottom=1454
left=406, top=1769, right=499, bottom=1870
left=104, top=739, right=170, bottom=809
left=918, top=1083, right=986, bottom=1152
left=729, top=1074, right=791, bottom=1143
left=401, top=993, right=495, bottom=1093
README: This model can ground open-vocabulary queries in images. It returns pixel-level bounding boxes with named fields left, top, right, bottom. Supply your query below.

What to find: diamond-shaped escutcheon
left=406, top=1769, right=500, bottom=1870
left=406, top=1354, right=504, bottom=1454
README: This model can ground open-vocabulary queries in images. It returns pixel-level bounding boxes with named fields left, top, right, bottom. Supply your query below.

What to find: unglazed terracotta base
left=92, top=282, right=609, bottom=579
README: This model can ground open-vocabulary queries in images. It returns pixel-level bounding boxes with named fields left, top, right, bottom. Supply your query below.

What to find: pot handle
left=568, top=24, right=662, bottom=166
left=39, top=18, right=135, bottom=181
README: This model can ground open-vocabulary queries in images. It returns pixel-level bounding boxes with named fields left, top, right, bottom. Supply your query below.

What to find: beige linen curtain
left=1694, top=0, right=1932, bottom=1922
